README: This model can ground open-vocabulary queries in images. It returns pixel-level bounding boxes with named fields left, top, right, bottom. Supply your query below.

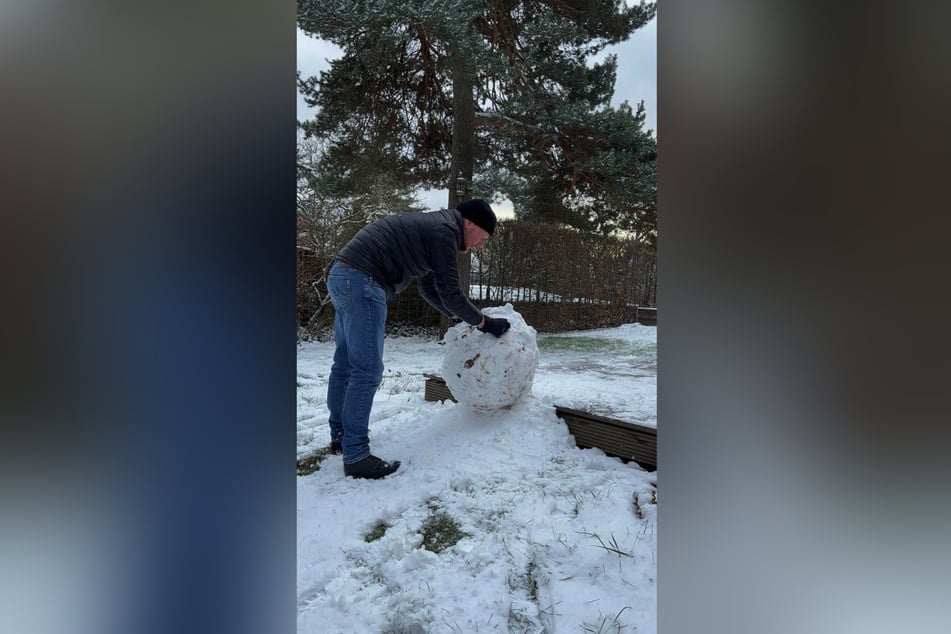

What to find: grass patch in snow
left=296, top=446, right=333, bottom=476
left=364, top=521, right=389, bottom=543
left=538, top=336, right=625, bottom=353
left=526, top=559, right=540, bottom=602
left=578, top=530, right=634, bottom=560
left=420, top=509, right=468, bottom=554
left=581, top=606, right=632, bottom=633
left=380, top=371, right=416, bottom=395
left=538, top=336, right=655, bottom=357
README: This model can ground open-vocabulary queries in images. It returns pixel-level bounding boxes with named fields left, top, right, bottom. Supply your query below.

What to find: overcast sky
left=297, top=16, right=656, bottom=214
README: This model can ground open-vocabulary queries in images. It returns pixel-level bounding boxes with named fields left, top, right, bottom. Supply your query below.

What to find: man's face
left=462, top=220, right=490, bottom=253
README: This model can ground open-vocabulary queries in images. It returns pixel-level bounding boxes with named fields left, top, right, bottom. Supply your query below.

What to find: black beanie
left=456, top=198, right=497, bottom=235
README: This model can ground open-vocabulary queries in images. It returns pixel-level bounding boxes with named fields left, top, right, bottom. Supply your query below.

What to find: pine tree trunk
left=439, top=56, right=476, bottom=340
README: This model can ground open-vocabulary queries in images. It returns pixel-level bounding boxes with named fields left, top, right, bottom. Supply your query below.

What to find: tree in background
left=296, top=128, right=423, bottom=331
left=297, top=0, right=656, bottom=236
left=297, top=127, right=422, bottom=236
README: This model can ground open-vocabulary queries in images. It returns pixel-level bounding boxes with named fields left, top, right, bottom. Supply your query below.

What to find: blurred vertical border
left=1, top=2, right=297, bottom=633
left=659, top=1, right=951, bottom=633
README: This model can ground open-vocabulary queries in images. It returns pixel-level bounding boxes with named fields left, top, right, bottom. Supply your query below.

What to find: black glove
left=478, top=316, right=511, bottom=337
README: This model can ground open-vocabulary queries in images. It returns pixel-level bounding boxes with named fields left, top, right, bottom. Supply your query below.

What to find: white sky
left=297, top=318, right=657, bottom=632
left=297, top=15, right=657, bottom=216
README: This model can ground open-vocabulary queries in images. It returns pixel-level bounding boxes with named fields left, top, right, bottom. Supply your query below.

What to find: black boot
left=344, top=455, right=401, bottom=479
left=329, top=440, right=342, bottom=455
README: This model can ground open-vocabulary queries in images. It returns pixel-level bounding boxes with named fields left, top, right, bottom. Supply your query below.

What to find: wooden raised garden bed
left=636, top=306, right=657, bottom=325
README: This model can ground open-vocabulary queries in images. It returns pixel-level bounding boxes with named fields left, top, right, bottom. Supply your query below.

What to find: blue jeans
left=326, top=261, right=387, bottom=464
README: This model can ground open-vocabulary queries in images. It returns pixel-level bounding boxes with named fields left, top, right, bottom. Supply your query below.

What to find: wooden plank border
left=636, top=306, right=657, bottom=325
left=424, top=373, right=457, bottom=403
left=554, top=406, right=656, bottom=471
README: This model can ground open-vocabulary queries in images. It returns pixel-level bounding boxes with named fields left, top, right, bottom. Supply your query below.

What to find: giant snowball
left=440, top=304, right=540, bottom=412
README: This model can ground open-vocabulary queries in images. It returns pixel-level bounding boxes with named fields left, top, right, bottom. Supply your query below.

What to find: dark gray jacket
left=336, top=209, right=484, bottom=325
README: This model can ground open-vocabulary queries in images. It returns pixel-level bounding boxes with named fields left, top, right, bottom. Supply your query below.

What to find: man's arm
left=429, top=260, right=504, bottom=334
left=417, top=273, right=454, bottom=318
left=428, top=236, right=484, bottom=326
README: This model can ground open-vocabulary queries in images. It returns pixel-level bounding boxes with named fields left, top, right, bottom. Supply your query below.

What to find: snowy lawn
left=297, top=322, right=656, bottom=633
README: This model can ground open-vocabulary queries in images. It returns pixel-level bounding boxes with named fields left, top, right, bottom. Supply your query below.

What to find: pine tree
left=298, top=0, right=655, bottom=235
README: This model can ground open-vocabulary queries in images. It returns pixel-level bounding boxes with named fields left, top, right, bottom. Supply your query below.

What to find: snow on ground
left=531, top=323, right=656, bottom=427
left=297, top=321, right=656, bottom=633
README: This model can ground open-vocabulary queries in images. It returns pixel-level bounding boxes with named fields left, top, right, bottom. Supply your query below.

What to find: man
left=326, top=199, right=511, bottom=479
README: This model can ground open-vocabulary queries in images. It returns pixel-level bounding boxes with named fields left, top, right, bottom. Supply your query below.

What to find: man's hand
left=477, top=316, right=511, bottom=337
